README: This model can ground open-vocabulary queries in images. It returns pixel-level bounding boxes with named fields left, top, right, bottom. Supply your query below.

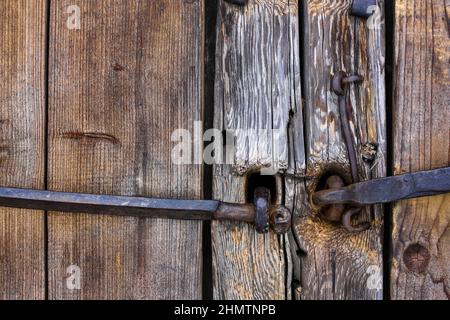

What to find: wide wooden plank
left=292, top=0, right=385, bottom=299
left=48, top=0, right=204, bottom=299
left=0, top=0, right=47, bottom=300
left=391, top=0, right=450, bottom=300
left=212, top=0, right=300, bottom=299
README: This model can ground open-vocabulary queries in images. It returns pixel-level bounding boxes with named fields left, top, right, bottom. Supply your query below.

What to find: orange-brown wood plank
left=0, top=0, right=47, bottom=300
left=391, top=0, right=450, bottom=300
left=48, top=0, right=204, bottom=299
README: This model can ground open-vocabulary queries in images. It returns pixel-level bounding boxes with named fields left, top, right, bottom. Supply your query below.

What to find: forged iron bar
left=314, top=167, right=450, bottom=207
left=0, top=167, right=448, bottom=235
left=0, top=187, right=218, bottom=219
left=0, top=186, right=290, bottom=234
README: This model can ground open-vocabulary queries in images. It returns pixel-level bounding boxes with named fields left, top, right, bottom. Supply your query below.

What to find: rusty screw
left=253, top=187, right=293, bottom=234
left=269, top=205, right=292, bottom=234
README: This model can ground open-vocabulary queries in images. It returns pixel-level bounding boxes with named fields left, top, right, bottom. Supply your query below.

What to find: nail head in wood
left=269, top=205, right=292, bottom=235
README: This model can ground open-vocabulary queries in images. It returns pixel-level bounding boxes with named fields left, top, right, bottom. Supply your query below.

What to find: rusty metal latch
left=0, top=0, right=445, bottom=236
left=330, top=70, right=450, bottom=232
left=314, top=167, right=450, bottom=206
left=0, top=167, right=449, bottom=235
left=313, top=167, right=450, bottom=232
left=0, top=185, right=291, bottom=235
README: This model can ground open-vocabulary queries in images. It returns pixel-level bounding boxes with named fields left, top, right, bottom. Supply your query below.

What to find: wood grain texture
left=292, top=0, right=385, bottom=299
left=48, top=0, right=204, bottom=299
left=212, top=0, right=300, bottom=299
left=391, top=0, right=450, bottom=300
left=0, top=0, right=47, bottom=300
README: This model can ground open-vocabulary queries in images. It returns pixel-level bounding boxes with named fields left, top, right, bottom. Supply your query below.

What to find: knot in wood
left=403, top=244, right=431, bottom=274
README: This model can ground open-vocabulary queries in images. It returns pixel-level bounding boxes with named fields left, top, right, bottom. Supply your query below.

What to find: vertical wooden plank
left=213, top=0, right=300, bottom=299
left=48, top=0, right=204, bottom=299
left=293, top=0, right=385, bottom=299
left=0, top=0, right=47, bottom=300
left=392, top=0, right=450, bottom=300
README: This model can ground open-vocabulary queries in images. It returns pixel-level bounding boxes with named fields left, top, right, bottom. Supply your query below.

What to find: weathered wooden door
left=0, top=0, right=448, bottom=300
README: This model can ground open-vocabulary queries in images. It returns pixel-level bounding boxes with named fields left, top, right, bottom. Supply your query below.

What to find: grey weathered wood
left=48, top=0, right=204, bottom=299
left=292, top=0, right=385, bottom=299
left=391, top=0, right=450, bottom=300
left=0, top=0, right=47, bottom=300
left=212, top=0, right=300, bottom=299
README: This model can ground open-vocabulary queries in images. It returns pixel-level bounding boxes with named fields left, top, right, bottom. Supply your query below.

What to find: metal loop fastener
left=329, top=71, right=370, bottom=232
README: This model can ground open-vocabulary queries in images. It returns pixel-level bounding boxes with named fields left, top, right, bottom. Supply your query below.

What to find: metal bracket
left=351, top=0, right=377, bottom=18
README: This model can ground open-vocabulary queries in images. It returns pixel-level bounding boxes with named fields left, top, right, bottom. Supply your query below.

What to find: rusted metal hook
left=328, top=71, right=370, bottom=233
left=342, top=207, right=371, bottom=233
left=331, top=71, right=363, bottom=184
left=317, top=175, right=370, bottom=233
